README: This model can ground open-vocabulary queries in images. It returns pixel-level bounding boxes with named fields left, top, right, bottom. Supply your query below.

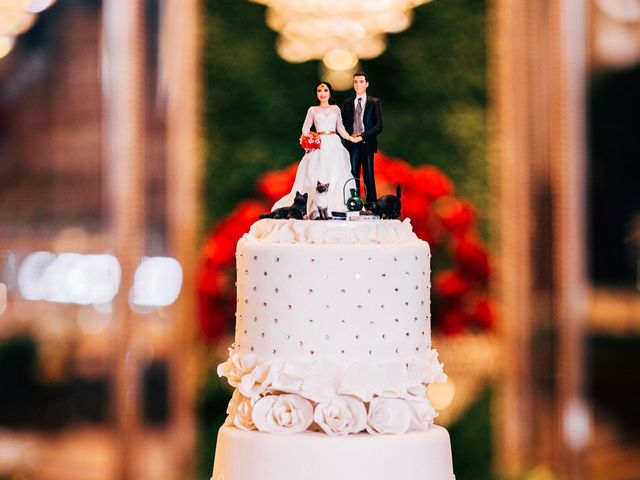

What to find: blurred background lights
left=26, top=0, right=56, bottom=14
left=0, top=35, right=14, bottom=59
left=0, top=282, right=6, bottom=316
left=563, top=398, right=591, bottom=451
left=76, top=305, right=111, bottom=335
left=129, top=257, right=183, bottom=308
left=17, top=251, right=55, bottom=301
left=323, top=49, right=358, bottom=71
left=426, top=378, right=456, bottom=411
left=18, top=252, right=121, bottom=305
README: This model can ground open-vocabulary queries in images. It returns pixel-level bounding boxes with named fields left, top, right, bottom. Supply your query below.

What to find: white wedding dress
left=272, top=106, right=355, bottom=214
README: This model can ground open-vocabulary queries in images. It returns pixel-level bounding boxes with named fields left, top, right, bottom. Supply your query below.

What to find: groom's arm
left=361, top=98, right=383, bottom=140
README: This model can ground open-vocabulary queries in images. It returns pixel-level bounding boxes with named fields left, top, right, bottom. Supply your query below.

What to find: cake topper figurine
left=309, top=181, right=331, bottom=220
left=270, top=81, right=359, bottom=217
left=260, top=191, right=308, bottom=219
left=370, top=185, right=402, bottom=220
left=341, top=72, right=383, bottom=208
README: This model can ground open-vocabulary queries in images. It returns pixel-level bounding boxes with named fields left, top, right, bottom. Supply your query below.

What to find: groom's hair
left=353, top=71, right=369, bottom=82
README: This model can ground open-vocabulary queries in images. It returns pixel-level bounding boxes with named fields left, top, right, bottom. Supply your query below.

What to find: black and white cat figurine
left=260, top=191, right=308, bottom=220
left=370, top=185, right=402, bottom=220
left=309, top=181, right=330, bottom=220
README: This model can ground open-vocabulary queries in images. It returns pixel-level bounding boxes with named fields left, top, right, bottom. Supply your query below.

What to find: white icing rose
left=406, top=391, right=438, bottom=430
left=313, top=395, right=367, bottom=435
left=366, top=397, right=412, bottom=435
left=252, top=394, right=314, bottom=433
left=407, top=350, right=447, bottom=387
left=217, top=350, right=261, bottom=387
left=238, top=358, right=283, bottom=398
left=225, top=390, right=257, bottom=431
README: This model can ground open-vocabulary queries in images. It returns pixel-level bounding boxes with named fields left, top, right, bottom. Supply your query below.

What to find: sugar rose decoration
left=198, top=153, right=494, bottom=342
left=252, top=394, right=314, bottom=434
left=366, top=397, right=412, bottom=435
left=225, top=390, right=257, bottom=431
left=313, top=395, right=367, bottom=435
left=299, top=131, right=321, bottom=152
left=216, top=350, right=260, bottom=387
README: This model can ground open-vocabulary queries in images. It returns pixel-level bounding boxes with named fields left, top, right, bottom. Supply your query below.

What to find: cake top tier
left=244, top=218, right=421, bottom=245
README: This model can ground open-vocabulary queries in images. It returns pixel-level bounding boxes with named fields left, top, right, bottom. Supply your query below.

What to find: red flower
left=374, top=153, right=413, bottom=186
left=434, top=269, right=471, bottom=298
left=412, top=165, right=454, bottom=200
left=439, top=305, right=467, bottom=336
left=470, top=298, right=495, bottom=331
left=197, top=295, right=231, bottom=342
left=436, top=197, right=475, bottom=236
left=454, top=236, right=490, bottom=280
left=257, top=164, right=297, bottom=203
left=400, top=190, right=431, bottom=222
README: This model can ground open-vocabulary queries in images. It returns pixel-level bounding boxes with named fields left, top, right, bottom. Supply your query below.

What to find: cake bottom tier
left=211, top=425, right=455, bottom=480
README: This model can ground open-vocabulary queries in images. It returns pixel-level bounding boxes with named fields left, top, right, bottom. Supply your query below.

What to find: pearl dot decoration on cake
left=231, top=219, right=435, bottom=373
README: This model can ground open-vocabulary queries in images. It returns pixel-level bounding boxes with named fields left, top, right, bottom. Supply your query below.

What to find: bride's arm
left=302, top=107, right=314, bottom=134
left=335, top=107, right=356, bottom=141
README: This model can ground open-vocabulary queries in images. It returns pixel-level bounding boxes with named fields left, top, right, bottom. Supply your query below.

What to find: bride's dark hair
left=315, top=81, right=334, bottom=104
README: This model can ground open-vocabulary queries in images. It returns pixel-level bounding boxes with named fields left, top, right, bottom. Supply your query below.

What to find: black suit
left=341, top=96, right=383, bottom=203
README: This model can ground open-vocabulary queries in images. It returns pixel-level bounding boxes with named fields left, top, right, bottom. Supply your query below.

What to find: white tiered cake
left=211, top=218, right=455, bottom=480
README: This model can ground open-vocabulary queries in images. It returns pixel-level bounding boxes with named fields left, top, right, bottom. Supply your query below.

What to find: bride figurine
left=271, top=81, right=361, bottom=216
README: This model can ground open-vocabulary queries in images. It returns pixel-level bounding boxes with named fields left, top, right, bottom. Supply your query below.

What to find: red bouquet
left=299, top=132, right=321, bottom=151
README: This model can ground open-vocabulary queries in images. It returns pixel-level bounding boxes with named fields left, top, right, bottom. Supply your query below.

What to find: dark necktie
left=354, top=97, right=364, bottom=134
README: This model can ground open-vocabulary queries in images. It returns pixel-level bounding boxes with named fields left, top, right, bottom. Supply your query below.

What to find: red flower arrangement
left=197, top=153, right=494, bottom=342
left=299, top=132, right=321, bottom=152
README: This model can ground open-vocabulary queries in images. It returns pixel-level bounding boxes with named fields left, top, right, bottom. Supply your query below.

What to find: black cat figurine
left=369, top=185, right=401, bottom=220
left=260, top=191, right=308, bottom=220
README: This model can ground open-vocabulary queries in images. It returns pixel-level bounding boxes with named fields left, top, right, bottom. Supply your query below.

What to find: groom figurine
left=341, top=72, right=383, bottom=205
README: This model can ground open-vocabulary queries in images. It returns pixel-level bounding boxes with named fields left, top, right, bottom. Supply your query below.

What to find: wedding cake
left=211, top=218, right=455, bottom=480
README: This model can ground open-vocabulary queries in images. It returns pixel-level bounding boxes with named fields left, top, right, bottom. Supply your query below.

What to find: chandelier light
left=251, top=0, right=433, bottom=69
